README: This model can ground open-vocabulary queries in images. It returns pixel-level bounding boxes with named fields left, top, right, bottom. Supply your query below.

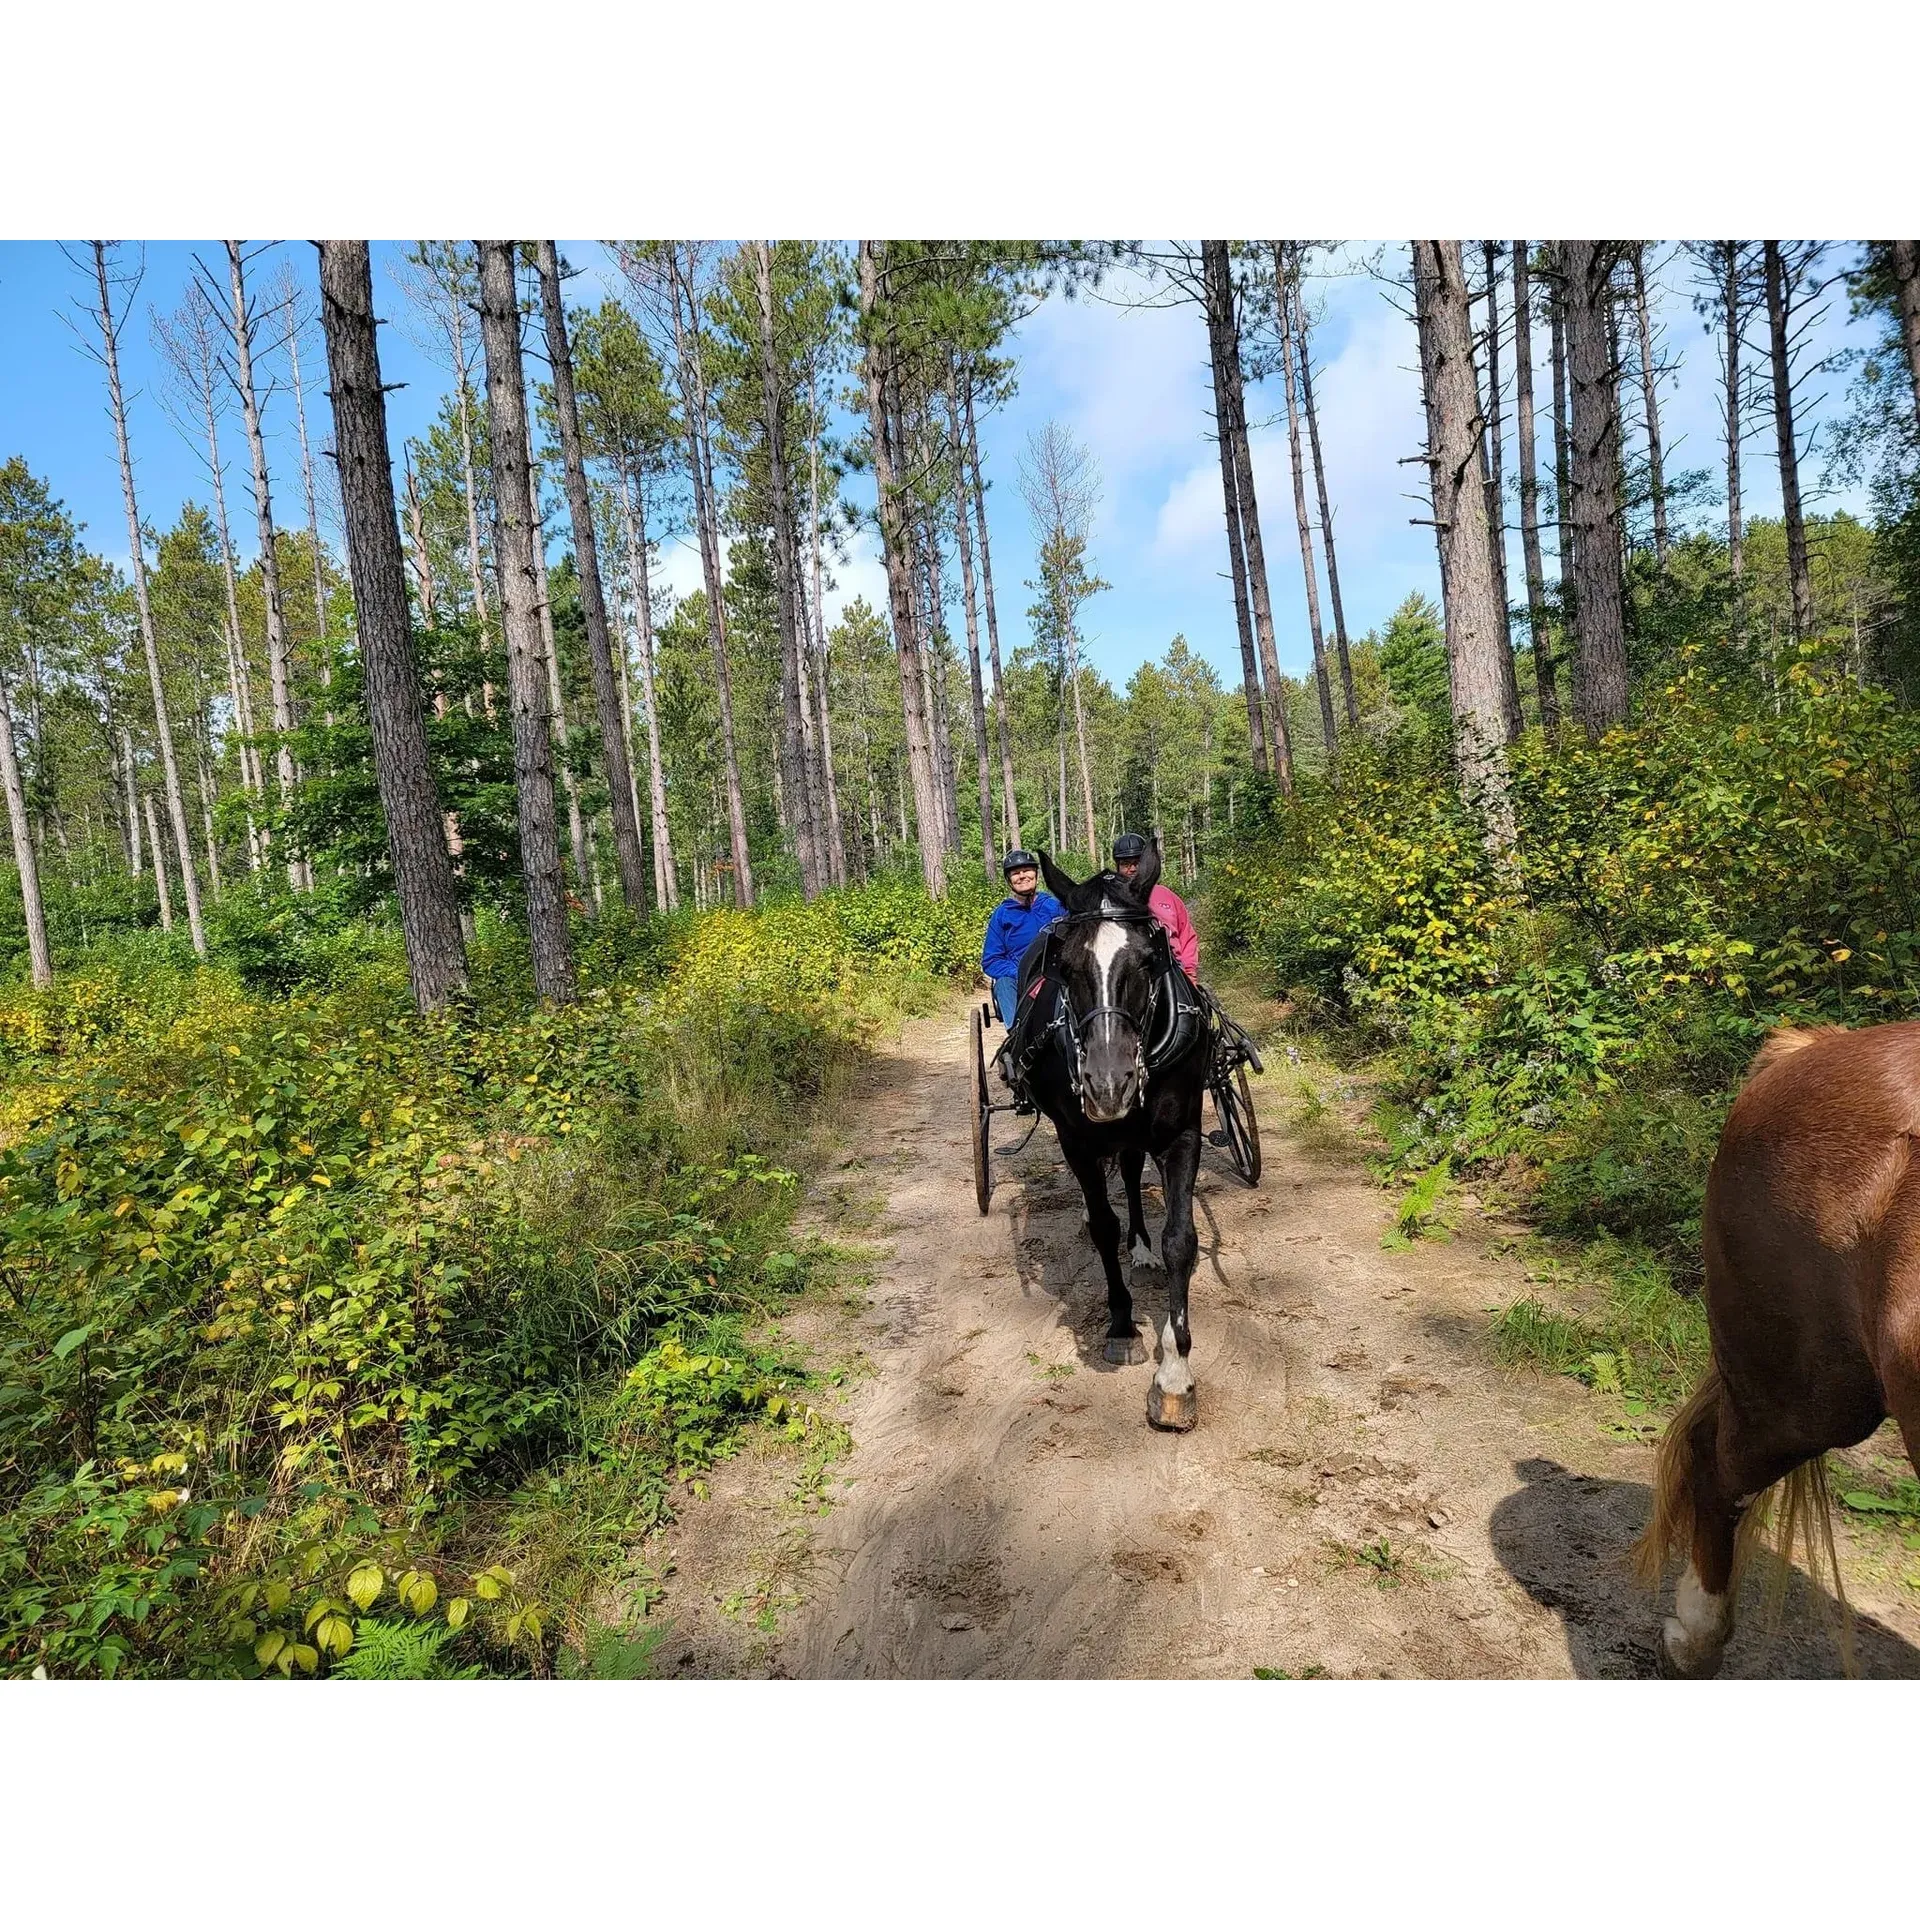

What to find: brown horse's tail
left=1632, top=1362, right=1856, bottom=1674
left=1631, top=1364, right=1721, bottom=1588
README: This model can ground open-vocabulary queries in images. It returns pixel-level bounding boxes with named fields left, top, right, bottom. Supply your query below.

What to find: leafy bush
left=1215, top=638, right=1920, bottom=1281
left=0, top=871, right=983, bottom=1677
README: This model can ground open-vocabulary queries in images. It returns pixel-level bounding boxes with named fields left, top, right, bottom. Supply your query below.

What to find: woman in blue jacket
left=981, top=849, right=1065, bottom=1027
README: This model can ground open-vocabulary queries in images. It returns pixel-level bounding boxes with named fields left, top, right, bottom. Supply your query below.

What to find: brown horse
left=1636, top=1022, right=1920, bottom=1675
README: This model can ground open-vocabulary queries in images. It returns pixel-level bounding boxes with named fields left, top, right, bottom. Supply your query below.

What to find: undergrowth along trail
left=0, top=876, right=993, bottom=1679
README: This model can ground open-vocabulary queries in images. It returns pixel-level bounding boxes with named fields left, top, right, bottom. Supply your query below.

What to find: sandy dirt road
left=653, top=994, right=1920, bottom=1680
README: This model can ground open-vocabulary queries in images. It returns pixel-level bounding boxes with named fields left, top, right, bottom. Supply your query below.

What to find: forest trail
left=653, top=993, right=1920, bottom=1680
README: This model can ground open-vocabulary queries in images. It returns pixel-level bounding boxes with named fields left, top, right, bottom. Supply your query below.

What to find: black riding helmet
left=1001, top=848, right=1040, bottom=877
left=1112, top=831, right=1149, bottom=863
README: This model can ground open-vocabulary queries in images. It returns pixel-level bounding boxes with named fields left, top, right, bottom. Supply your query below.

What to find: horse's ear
left=1122, top=837, right=1162, bottom=903
left=1038, top=848, right=1080, bottom=904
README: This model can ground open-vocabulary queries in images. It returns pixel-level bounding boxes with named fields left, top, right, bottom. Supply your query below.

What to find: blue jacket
left=982, top=890, right=1065, bottom=980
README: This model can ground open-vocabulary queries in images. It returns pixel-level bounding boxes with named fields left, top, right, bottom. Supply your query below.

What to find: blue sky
left=0, top=239, right=1877, bottom=697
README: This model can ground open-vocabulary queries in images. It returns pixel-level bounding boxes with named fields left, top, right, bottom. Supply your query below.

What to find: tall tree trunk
left=91, top=242, right=207, bottom=955
left=1411, top=240, right=1516, bottom=853
left=1891, top=240, right=1920, bottom=432
left=1723, top=248, right=1752, bottom=633
left=144, top=792, right=173, bottom=932
left=857, top=241, right=947, bottom=896
left=946, top=369, right=997, bottom=881
left=752, top=242, right=823, bottom=898
left=1275, top=245, right=1336, bottom=757
left=535, top=242, right=650, bottom=912
left=618, top=469, right=677, bottom=910
left=1548, top=263, right=1581, bottom=691
left=223, top=242, right=304, bottom=889
left=287, top=314, right=333, bottom=706
left=1562, top=243, right=1630, bottom=731
left=1482, top=242, right=1515, bottom=663
left=120, top=727, right=142, bottom=876
left=1291, top=267, right=1357, bottom=727
left=195, top=737, right=222, bottom=899
left=963, top=382, right=1021, bottom=850
left=1205, top=240, right=1291, bottom=790
left=451, top=324, right=498, bottom=718
left=803, top=367, right=847, bottom=888
left=1764, top=241, right=1815, bottom=641
left=1630, top=244, right=1670, bottom=569
left=0, top=665, right=51, bottom=985
left=924, top=505, right=965, bottom=859
left=1511, top=241, right=1561, bottom=737
left=317, top=240, right=469, bottom=1010
left=1207, top=302, right=1269, bottom=778
left=666, top=248, right=754, bottom=906
left=203, top=404, right=266, bottom=873
left=1067, top=625, right=1098, bottom=860
left=1480, top=251, right=1524, bottom=742
left=404, top=455, right=437, bottom=623
left=192, top=331, right=266, bottom=813
left=529, top=466, right=591, bottom=903
left=477, top=240, right=575, bottom=1003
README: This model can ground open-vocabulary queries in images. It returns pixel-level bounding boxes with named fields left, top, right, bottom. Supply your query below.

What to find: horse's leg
left=1147, top=1127, right=1201, bottom=1432
left=1069, top=1142, right=1142, bottom=1366
left=1660, top=1386, right=1821, bottom=1678
left=1121, top=1145, right=1160, bottom=1271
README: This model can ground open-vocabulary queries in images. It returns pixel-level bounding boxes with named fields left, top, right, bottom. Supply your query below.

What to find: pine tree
left=536, top=242, right=649, bottom=911
left=1411, top=240, right=1515, bottom=851
left=1510, top=242, right=1560, bottom=736
left=477, top=240, right=574, bottom=1002
left=1561, top=241, right=1630, bottom=731
left=315, top=240, right=469, bottom=1010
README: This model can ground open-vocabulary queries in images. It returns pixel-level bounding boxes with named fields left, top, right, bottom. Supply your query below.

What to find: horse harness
left=1002, top=899, right=1205, bottom=1112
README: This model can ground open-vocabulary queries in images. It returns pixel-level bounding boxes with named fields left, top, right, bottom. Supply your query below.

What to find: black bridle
left=1054, top=905, right=1163, bottom=1113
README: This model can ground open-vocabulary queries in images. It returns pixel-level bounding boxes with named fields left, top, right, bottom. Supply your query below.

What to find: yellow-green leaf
left=316, top=1616, right=354, bottom=1658
left=254, top=1630, right=286, bottom=1668
left=290, top=1642, right=319, bottom=1675
left=446, top=1597, right=471, bottom=1631
left=346, top=1562, right=384, bottom=1612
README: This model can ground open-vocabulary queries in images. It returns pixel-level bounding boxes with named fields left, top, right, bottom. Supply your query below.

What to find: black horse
left=1011, top=844, right=1212, bottom=1430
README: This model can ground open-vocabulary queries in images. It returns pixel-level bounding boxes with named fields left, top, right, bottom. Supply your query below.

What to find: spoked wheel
left=1210, top=1059, right=1262, bottom=1187
left=970, top=1004, right=994, bottom=1214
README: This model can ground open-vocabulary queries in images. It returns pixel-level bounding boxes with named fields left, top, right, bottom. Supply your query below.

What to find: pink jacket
left=1149, top=884, right=1199, bottom=979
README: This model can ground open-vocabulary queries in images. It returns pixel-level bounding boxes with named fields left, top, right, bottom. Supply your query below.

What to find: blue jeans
left=992, top=976, right=1018, bottom=1028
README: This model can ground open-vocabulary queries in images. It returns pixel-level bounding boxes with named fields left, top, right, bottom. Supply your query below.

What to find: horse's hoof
left=1147, top=1383, right=1198, bottom=1432
left=1104, top=1334, right=1146, bottom=1366
left=1128, top=1235, right=1163, bottom=1272
left=1657, top=1619, right=1726, bottom=1679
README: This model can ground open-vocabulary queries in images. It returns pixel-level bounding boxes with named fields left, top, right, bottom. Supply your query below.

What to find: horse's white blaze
left=1155, top=1309, right=1193, bottom=1396
left=1089, top=919, right=1128, bottom=1010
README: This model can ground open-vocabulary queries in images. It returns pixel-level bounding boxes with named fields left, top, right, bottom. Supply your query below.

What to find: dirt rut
left=653, top=997, right=1920, bottom=1679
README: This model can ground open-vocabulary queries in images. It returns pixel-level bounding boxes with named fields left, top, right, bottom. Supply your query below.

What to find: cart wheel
left=970, top=1005, right=994, bottom=1214
left=1213, top=1060, right=1263, bottom=1187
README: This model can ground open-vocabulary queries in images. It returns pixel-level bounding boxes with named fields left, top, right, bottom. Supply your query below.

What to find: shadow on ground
left=1491, top=1456, right=1920, bottom=1678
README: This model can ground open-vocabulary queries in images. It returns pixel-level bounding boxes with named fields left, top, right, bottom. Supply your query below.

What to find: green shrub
left=0, top=870, right=982, bottom=1677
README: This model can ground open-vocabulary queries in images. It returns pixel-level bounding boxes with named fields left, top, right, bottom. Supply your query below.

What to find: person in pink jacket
left=1112, top=832, right=1198, bottom=979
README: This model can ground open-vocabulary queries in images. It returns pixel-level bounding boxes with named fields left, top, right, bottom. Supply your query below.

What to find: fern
left=332, top=1619, right=481, bottom=1680
left=555, top=1623, right=668, bottom=1680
